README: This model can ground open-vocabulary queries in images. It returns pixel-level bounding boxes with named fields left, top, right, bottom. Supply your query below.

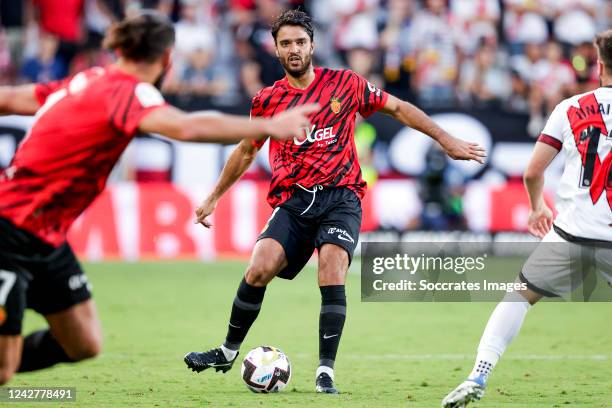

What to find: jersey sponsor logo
left=135, top=83, right=165, bottom=108
left=294, top=125, right=336, bottom=146
left=327, top=227, right=355, bottom=244
left=330, top=97, right=342, bottom=114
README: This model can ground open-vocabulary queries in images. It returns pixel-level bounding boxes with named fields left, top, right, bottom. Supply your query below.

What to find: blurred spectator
left=570, top=40, right=599, bottom=94
left=173, top=0, right=216, bottom=66
left=235, top=0, right=286, bottom=97
left=331, top=0, right=380, bottom=50
left=511, top=42, right=548, bottom=85
left=526, top=41, right=577, bottom=135
left=164, top=0, right=235, bottom=102
left=503, top=0, right=548, bottom=54
left=330, top=0, right=379, bottom=56
left=504, top=69, right=530, bottom=113
left=28, top=0, right=85, bottom=65
left=534, top=42, right=576, bottom=113
left=84, top=0, right=121, bottom=48
left=547, top=0, right=601, bottom=46
left=459, top=43, right=511, bottom=107
left=1, top=0, right=26, bottom=79
left=168, top=47, right=230, bottom=98
left=21, top=32, right=66, bottom=83
left=69, top=34, right=114, bottom=75
left=450, top=0, right=500, bottom=56
left=408, top=0, right=460, bottom=107
left=0, top=31, right=11, bottom=84
left=379, top=0, right=415, bottom=101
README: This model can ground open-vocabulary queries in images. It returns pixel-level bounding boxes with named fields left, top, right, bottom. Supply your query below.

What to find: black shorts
left=0, top=218, right=92, bottom=335
left=258, top=186, right=362, bottom=280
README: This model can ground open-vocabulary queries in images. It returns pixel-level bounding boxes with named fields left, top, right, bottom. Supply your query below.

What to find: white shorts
left=520, top=228, right=612, bottom=298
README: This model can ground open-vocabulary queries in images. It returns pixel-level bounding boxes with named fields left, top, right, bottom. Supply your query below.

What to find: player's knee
left=318, top=269, right=345, bottom=286
left=0, top=366, right=15, bottom=385
left=318, top=247, right=348, bottom=285
left=245, top=263, right=276, bottom=287
left=66, top=334, right=102, bottom=361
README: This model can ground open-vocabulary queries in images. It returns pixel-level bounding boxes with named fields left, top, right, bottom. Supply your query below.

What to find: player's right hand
left=527, top=203, right=553, bottom=238
left=439, top=135, right=486, bottom=164
left=266, top=104, right=320, bottom=141
left=194, top=196, right=217, bottom=228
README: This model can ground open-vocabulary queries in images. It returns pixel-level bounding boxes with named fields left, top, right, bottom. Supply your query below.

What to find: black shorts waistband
left=553, top=224, right=612, bottom=248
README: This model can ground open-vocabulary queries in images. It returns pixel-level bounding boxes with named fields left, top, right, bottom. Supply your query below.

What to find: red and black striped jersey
left=251, top=67, right=388, bottom=208
left=0, top=66, right=167, bottom=246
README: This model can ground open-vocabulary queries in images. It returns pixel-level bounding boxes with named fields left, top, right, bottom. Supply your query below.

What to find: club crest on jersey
left=330, top=97, right=342, bottom=114
left=294, top=125, right=336, bottom=146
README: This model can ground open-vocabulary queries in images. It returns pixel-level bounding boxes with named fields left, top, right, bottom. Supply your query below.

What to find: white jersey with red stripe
left=537, top=86, right=612, bottom=241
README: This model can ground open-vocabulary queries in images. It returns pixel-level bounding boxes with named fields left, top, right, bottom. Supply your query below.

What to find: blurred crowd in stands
left=1, top=0, right=611, bottom=135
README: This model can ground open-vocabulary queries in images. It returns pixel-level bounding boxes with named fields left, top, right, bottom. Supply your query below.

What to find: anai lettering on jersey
left=294, top=125, right=336, bottom=146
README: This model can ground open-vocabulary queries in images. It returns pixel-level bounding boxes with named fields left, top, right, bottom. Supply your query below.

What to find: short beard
left=280, top=54, right=312, bottom=78
left=154, top=66, right=170, bottom=90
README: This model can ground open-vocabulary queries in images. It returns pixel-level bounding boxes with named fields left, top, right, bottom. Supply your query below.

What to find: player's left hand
left=439, top=135, right=486, bottom=164
left=527, top=203, right=553, bottom=238
left=194, top=196, right=217, bottom=228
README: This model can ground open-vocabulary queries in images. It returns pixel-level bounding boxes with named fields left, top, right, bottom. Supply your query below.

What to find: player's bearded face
left=280, top=48, right=312, bottom=77
left=154, top=51, right=173, bottom=90
left=276, top=27, right=314, bottom=78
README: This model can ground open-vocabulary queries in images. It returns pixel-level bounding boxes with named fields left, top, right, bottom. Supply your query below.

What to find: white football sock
left=220, top=344, right=238, bottom=361
left=316, top=365, right=334, bottom=381
left=469, top=294, right=531, bottom=382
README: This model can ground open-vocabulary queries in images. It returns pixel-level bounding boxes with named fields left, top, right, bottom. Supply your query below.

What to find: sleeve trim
left=537, top=134, right=562, bottom=151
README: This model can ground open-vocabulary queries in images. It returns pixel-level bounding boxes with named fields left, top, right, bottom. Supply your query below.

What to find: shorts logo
left=327, top=227, right=355, bottom=244
left=261, top=207, right=280, bottom=234
left=330, top=97, right=341, bottom=114
left=68, top=274, right=91, bottom=291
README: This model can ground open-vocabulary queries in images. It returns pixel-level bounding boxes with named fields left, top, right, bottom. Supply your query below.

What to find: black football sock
left=318, top=285, right=346, bottom=369
left=17, top=329, right=73, bottom=372
left=223, top=278, right=267, bottom=352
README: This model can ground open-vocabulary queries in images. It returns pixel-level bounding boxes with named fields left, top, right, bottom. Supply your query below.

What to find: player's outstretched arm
left=138, top=104, right=318, bottom=144
left=194, top=140, right=259, bottom=228
left=380, top=94, right=486, bottom=163
left=0, top=84, right=41, bottom=116
left=524, top=142, right=559, bottom=238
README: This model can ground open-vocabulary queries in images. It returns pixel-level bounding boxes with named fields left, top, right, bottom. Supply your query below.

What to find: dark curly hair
left=103, top=10, right=175, bottom=63
left=271, top=9, right=314, bottom=43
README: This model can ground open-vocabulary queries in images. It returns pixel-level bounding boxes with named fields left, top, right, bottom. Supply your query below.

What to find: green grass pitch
left=11, top=260, right=612, bottom=407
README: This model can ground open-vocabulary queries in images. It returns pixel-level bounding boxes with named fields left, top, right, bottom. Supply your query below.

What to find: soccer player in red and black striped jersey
left=0, top=11, right=316, bottom=385
left=184, top=10, right=485, bottom=393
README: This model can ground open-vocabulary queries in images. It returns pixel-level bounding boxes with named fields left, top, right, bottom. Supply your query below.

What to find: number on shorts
left=0, top=270, right=17, bottom=305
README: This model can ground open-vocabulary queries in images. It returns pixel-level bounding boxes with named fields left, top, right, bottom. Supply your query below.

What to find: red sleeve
left=109, top=82, right=168, bottom=137
left=352, top=71, right=389, bottom=118
left=250, top=90, right=268, bottom=149
left=34, top=77, right=71, bottom=105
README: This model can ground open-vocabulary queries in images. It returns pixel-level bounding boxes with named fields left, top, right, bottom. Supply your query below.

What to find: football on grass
left=241, top=346, right=291, bottom=393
